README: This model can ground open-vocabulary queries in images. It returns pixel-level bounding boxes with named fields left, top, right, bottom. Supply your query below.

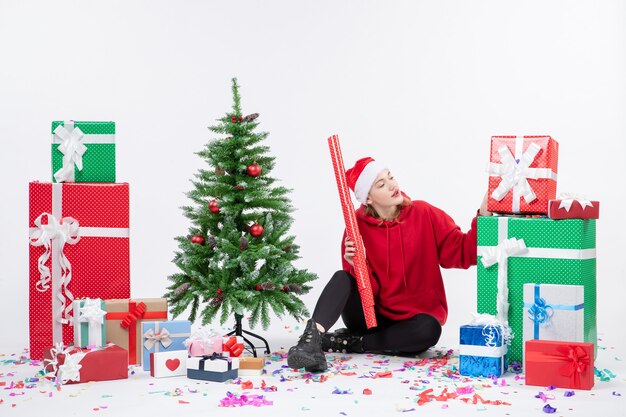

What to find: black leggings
left=312, top=270, right=442, bottom=354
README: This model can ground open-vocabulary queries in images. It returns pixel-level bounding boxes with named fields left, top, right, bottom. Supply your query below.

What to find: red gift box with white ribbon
left=487, top=136, right=559, bottom=214
left=43, top=343, right=128, bottom=384
left=525, top=339, right=594, bottom=390
left=548, top=193, right=600, bottom=220
left=28, top=182, right=130, bottom=360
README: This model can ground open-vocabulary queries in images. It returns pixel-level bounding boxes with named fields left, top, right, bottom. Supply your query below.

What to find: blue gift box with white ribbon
left=459, top=324, right=508, bottom=377
left=141, top=320, right=191, bottom=371
left=522, top=283, right=584, bottom=357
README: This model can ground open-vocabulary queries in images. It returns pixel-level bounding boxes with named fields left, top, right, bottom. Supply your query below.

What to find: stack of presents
left=28, top=121, right=265, bottom=385
left=459, top=135, right=599, bottom=391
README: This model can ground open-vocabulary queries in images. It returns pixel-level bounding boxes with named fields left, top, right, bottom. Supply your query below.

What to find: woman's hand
left=344, top=237, right=356, bottom=267
left=479, top=191, right=493, bottom=216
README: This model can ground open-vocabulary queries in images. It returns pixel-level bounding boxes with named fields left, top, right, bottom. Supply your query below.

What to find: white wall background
left=1, top=0, right=624, bottom=352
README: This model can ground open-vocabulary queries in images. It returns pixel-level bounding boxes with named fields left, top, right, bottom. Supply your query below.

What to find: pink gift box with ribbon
left=184, top=327, right=223, bottom=357
left=28, top=182, right=130, bottom=360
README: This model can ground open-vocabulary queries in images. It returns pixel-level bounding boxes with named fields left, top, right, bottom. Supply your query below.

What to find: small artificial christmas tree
left=165, top=78, right=317, bottom=331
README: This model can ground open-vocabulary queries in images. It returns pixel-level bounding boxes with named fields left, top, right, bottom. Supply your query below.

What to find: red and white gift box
left=548, top=193, right=600, bottom=220
left=28, top=182, right=130, bottom=360
left=525, top=339, right=594, bottom=390
left=150, top=350, right=188, bottom=378
left=487, top=136, right=559, bottom=214
left=43, top=343, right=128, bottom=384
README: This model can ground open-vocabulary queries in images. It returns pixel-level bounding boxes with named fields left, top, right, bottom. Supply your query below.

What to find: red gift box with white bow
left=43, top=343, right=128, bottom=384
left=548, top=194, right=600, bottom=220
left=28, top=182, right=130, bottom=360
left=487, top=136, right=559, bottom=214
left=525, top=339, right=594, bottom=390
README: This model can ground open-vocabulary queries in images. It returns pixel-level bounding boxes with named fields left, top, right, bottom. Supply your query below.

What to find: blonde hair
left=364, top=196, right=412, bottom=222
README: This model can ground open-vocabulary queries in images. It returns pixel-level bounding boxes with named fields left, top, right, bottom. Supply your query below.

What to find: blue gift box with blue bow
left=459, top=324, right=508, bottom=377
left=522, top=283, right=584, bottom=357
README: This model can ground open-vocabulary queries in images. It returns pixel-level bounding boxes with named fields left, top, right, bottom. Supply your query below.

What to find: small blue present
left=187, top=354, right=239, bottom=382
left=141, top=320, right=191, bottom=371
left=459, top=324, right=508, bottom=377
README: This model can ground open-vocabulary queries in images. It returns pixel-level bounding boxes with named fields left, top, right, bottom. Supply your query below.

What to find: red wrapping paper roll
left=328, top=135, right=377, bottom=328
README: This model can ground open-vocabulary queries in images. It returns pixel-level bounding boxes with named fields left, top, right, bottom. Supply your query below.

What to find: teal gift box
left=73, top=298, right=107, bottom=348
left=51, top=120, right=116, bottom=183
left=141, top=320, right=191, bottom=371
left=476, top=216, right=596, bottom=364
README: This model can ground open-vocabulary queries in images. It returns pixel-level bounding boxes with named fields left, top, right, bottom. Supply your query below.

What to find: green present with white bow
left=476, top=216, right=596, bottom=364
left=73, top=298, right=107, bottom=348
left=51, top=121, right=116, bottom=183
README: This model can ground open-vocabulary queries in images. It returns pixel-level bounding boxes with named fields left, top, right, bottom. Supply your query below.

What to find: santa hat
left=345, top=157, right=387, bottom=204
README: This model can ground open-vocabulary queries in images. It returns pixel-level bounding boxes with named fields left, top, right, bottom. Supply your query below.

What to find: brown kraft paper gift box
left=104, top=298, right=168, bottom=365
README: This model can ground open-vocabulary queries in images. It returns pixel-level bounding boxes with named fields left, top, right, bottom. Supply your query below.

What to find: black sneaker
left=321, top=328, right=364, bottom=353
left=287, top=319, right=328, bottom=372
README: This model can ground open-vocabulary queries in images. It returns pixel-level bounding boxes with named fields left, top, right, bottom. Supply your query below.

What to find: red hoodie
left=342, top=200, right=478, bottom=325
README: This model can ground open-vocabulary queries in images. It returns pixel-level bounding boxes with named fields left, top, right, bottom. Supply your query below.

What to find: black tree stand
left=225, top=313, right=271, bottom=357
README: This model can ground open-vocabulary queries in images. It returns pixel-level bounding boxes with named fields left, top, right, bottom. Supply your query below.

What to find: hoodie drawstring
left=386, top=222, right=408, bottom=288
left=399, top=224, right=407, bottom=288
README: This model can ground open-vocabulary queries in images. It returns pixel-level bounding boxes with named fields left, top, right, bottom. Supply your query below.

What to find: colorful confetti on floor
left=1, top=331, right=624, bottom=416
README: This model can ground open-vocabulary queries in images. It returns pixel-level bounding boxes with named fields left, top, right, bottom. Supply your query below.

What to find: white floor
left=1, top=326, right=623, bottom=417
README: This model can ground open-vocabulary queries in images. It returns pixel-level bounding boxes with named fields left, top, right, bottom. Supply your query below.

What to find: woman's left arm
left=432, top=192, right=492, bottom=269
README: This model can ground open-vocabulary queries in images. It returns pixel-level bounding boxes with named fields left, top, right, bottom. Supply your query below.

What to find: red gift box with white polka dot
left=487, top=136, right=559, bottom=214
left=28, top=182, right=130, bottom=360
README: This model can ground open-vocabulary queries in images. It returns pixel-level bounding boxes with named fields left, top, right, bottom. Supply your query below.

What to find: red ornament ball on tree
left=249, top=223, right=264, bottom=237
left=231, top=116, right=237, bottom=123
left=281, top=285, right=289, bottom=292
left=209, top=199, right=220, bottom=213
left=255, top=285, right=262, bottom=291
left=247, top=162, right=262, bottom=177
left=191, top=234, right=205, bottom=245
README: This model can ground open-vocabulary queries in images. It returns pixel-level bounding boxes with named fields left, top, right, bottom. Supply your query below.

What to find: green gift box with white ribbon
left=73, top=298, right=107, bottom=348
left=51, top=121, right=116, bottom=183
left=476, top=216, right=596, bottom=364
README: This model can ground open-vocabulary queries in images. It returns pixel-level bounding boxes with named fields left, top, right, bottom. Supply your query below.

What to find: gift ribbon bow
left=488, top=139, right=557, bottom=212
left=77, top=299, right=106, bottom=346
left=222, top=336, right=244, bottom=357
left=470, top=313, right=513, bottom=347
left=143, top=328, right=172, bottom=350
left=78, top=299, right=107, bottom=326
left=527, top=295, right=554, bottom=327
left=43, top=343, right=86, bottom=384
left=557, top=192, right=594, bottom=212
left=29, top=212, right=80, bottom=324
left=53, top=122, right=88, bottom=183
left=199, top=353, right=232, bottom=371
left=120, top=302, right=147, bottom=329
left=557, top=345, right=590, bottom=387
left=480, top=237, right=527, bottom=325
